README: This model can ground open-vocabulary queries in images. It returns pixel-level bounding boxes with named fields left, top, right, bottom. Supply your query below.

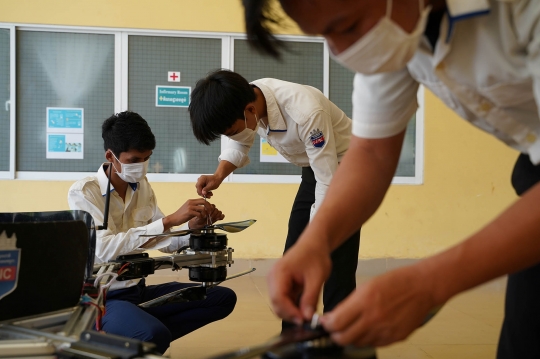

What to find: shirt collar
left=97, top=163, right=138, bottom=197
left=446, top=0, right=490, bottom=18
left=251, top=79, right=287, bottom=132
left=444, top=0, right=490, bottom=42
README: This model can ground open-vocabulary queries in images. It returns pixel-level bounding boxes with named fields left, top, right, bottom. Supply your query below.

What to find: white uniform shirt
left=352, top=0, right=540, bottom=164
left=219, top=78, right=352, bottom=218
left=67, top=164, right=189, bottom=289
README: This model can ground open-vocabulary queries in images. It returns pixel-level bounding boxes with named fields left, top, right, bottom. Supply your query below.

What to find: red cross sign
left=168, top=71, right=181, bottom=82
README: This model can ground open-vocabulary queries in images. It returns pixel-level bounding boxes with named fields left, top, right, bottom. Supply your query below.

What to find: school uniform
left=68, top=164, right=236, bottom=354
left=220, top=78, right=360, bottom=315
left=350, top=1, right=540, bottom=357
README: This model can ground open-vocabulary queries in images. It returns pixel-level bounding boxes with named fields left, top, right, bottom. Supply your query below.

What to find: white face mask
left=111, top=152, right=149, bottom=183
left=229, top=111, right=259, bottom=144
left=331, top=0, right=431, bottom=74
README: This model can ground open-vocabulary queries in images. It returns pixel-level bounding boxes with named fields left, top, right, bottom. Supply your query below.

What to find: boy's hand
left=320, top=264, right=438, bottom=347
left=189, top=204, right=225, bottom=229
left=195, top=174, right=223, bottom=198
left=163, top=199, right=213, bottom=230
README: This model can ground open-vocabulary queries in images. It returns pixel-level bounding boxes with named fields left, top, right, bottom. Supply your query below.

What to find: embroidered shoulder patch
left=0, top=231, right=20, bottom=301
left=310, top=128, right=325, bottom=148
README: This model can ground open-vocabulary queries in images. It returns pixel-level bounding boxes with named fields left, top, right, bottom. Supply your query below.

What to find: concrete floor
left=146, top=266, right=506, bottom=359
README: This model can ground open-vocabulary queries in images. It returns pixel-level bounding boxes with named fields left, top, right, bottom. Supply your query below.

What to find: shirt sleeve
left=67, top=184, right=167, bottom=264
left=157, top=221, right=191, bottom=253
left=298, top=110, right=339, bottom=220
left=524, top=7, right=540, bottom=164
left=352, top=67, right=419, bottom=139
left=218, top=137, right=252, bottom=168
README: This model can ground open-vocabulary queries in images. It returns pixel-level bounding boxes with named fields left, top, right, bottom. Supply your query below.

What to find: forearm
left=162, top=216, right=175, bottom=231
left=299, top=132, right=404, bottom=252
left=310, top=181, right=329, bottom=220
left=162, top=209, right=192, bottom=231
left=215, top=160, right=237, bottom=181
left=424, top=182, right=540, bottom=305
left=157, top=222, right=190, bottom=253
left=96, top=222, right=163, bottom=262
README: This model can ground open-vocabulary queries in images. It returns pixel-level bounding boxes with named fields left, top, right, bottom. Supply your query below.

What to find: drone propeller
left=139, top=219, right=256, bottom=238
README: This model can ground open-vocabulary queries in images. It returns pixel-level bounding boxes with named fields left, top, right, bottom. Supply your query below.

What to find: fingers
left=321, top=293, right=368, bottom=346
left=326, top=307, right=391, bottom=347
left=298, top=264, right=329, bottom=320
left=332, top=318, right=376, bottom=347
left=266, top=243, right=332, bottom=326
left=200, top=200, right=214, bottom=217
left=267, top=267, right=304, bottom=325
left=272, top=293, right=304, bottom=325
left=209, top=206, right=225, bottom=223
left=205, top=204, right=218, bottom=224
left=180, top=199, right=209, bottom=223
left=195, top=176, right=214, bottom=198
left=320, top=266, right=437, bottom=348
left=188, top=200, right=224, bottom=224
left=321, top=291, right=363, bottom=333
left=188, top=198, right=209, bottom=214
left=195, top=176, right=206, bottom=197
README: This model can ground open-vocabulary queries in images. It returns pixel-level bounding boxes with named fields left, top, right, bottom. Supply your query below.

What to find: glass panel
left=329, top=59, right=417, bottom=177
left=233, top=39, right=324, bottom=175
left=329, top=58, right=354, bottom=119
left=16, top=31, right=115, bottom=171
left=128, top=35, right=222, bottom=174
left=0, top=29, right=10, bottom=171
left=397, top=114, right=416, bottom=177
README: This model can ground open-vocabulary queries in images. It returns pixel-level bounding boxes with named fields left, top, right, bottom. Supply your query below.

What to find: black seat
left=0, top=210, right=96, bottom=321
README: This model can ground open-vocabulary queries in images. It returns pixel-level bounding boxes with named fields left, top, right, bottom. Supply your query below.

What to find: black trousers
left=497, top=154, right=540, bottom=358
left=284, top=167, right=361, bottom=321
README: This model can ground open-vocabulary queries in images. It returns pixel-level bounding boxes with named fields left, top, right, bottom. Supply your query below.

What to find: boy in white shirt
left=189, top=70, right=360, bottom=326
left=68, top=111, right=236, bottom=354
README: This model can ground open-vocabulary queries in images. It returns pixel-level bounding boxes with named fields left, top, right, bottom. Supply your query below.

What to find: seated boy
left=67, top=111, right=236, bottom=354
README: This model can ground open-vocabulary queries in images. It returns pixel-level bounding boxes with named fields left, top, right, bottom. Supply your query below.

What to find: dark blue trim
left=101, top=183, right=137, bottom=196
left=102, top=188, right=115, bottom=197
left=446, top=9, right=490, bottom=43
left=450, top=9, right=490, bottom=22
left=268, top=129, right=287, bottom=132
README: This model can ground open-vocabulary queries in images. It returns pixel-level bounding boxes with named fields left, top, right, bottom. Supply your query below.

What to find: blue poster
left=46, top=133, right=84, bottom=159
left=48, top=134, right=66, bottom=152
left=47, top=108, right=83, bottom=130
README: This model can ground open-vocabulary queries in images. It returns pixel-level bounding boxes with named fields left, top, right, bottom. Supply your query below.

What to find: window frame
left=0, top=25, right=16, bottom=179
left=1, top=23, right=424, bottom=185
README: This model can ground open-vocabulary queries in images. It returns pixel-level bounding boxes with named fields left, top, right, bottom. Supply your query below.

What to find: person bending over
left=242, top=1, right=540, bottom=358
left=189, top=69, right=360, bottom=326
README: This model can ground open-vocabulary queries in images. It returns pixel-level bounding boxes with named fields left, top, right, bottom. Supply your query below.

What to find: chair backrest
left=0, top=211, right=95, bottom=322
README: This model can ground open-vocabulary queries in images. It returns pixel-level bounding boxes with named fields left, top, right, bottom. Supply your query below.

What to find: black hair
left=242, top=0, right=285, bottom=58
left=102, top=111, right=156, bottom=156
left=189, top=69, right=256, bottom=145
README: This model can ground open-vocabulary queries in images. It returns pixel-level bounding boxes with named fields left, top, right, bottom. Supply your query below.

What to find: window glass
left=128, top=35, right=222, bottom=174
left=329, top=59, right=417, bottom=177
left=16, top=31, right=115, bottom=171
left=0, top=29, right=10, bottom=171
